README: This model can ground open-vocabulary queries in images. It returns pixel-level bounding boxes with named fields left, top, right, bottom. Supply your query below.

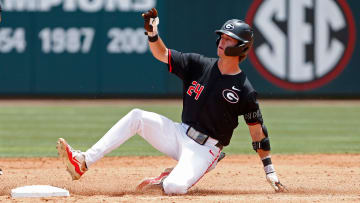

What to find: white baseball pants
left=83, top=108, right=222, bottom=194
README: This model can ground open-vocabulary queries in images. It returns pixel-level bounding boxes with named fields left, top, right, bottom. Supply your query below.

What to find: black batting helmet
left=216, top=19, right=254, bottom=57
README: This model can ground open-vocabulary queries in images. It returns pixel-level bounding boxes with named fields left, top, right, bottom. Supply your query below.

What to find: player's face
left=217, top=34, right=238, bottom=57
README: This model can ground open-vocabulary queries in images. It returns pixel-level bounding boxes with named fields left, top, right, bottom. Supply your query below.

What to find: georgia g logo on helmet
left=224, top=23, right=235, bottom=30
left=246, top=0, right=356, bottom=91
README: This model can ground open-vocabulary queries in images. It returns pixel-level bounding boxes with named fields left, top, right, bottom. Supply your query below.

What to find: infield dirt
left=0, top=154, right=359, bottom=202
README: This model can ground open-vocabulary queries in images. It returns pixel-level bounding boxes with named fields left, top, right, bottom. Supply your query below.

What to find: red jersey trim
left=168, top=49, right=173, bottom=73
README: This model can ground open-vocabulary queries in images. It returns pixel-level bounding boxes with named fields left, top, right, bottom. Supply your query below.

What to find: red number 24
left=187, top=81, right=204, bottom=100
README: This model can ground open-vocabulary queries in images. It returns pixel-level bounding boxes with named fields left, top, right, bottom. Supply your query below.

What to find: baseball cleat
left=136, top=168, right=173, bottom=191
left=56, top=138, right=87, bottom=180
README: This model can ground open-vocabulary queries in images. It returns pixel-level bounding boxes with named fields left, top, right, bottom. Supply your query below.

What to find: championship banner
left=0, top=0, right=167, bottom=96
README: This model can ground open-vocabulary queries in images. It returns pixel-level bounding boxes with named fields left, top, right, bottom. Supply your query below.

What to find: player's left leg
left=135, top=151, right=226, bottom=191
left=84, top=108, right=182, bottom=167
left=58, top=108, right=183, bottom=181
left=162, top=133, right=222, bottom=194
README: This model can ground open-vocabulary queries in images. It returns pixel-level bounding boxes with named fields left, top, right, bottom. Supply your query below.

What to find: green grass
left=0, top=102, right=359, bottom=157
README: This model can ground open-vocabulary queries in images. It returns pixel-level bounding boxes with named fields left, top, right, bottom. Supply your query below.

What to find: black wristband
left=148, top=34, right=159, bottom=42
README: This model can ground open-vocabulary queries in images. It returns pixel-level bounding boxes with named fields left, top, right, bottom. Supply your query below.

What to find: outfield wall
left=0, top=0, right=359, bottom=97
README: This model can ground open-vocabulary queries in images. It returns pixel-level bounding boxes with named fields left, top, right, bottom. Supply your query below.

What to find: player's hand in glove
left=141, top=8, right=159, bottom=36
left=266, top=171, right=287, bottom=192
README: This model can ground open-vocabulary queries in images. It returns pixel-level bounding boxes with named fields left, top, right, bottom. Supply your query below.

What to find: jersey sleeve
left=242, top=91, right=264, bottom=126
left=167, top=49, right=204, bottom=81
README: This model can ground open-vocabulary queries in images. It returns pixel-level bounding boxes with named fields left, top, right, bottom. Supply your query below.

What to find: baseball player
left=57, top=8, right=286, bottom=195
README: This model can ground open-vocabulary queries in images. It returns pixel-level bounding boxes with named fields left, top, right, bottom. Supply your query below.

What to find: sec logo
left=246, top=0, right=356, bottom=91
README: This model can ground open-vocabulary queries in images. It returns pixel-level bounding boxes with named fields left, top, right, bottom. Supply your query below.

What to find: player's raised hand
left=141, top=8, right=159, bottom=35
left=266, top=172, right=287, bottom=192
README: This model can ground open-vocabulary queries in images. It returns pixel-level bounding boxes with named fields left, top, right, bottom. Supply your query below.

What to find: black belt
left=186, top=126, right=223, bottom=150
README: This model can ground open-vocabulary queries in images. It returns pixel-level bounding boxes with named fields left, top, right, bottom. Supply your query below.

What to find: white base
left=11, top=185, right=70, bottom=198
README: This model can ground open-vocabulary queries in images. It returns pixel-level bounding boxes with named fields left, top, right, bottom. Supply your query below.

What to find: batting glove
left=141, top=8, right=159, bottom=36
left=266, top=171, right=287, bottom=192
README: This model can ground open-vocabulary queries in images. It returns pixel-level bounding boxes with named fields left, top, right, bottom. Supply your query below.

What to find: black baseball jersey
left=167, top=49, right=263, bottom=146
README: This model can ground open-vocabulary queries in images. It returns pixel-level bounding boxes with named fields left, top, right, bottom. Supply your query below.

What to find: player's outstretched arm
left=248, top=124, right=287, bottom=193
left=142, top=8, right=168, bottom=64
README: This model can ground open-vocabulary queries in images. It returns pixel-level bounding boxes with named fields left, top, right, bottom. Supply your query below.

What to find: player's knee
left=128, top=108, right=143, bottom=120
left=126, top=108, right=145, bottom=130
left=162, top=180, right=188, bottom=195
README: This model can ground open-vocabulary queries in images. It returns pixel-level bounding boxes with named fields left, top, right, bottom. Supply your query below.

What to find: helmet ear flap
left=224, top=46, right=244, bottom=56
left=224, top=42, right=252, bottom=57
